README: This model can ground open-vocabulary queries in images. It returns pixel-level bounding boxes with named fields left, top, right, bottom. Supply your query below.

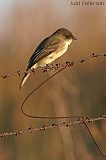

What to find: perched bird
left=19, top=28, right=77, bottom=89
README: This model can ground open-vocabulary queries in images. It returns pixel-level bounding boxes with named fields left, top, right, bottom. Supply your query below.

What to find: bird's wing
left=27, top=36, right=62, bottom=70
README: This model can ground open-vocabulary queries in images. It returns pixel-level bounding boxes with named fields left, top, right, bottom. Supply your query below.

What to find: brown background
left=0, top=0, right=106, bottom=160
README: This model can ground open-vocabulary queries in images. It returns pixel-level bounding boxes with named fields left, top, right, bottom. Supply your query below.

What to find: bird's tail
left=19, top=72, right=30, bottom=90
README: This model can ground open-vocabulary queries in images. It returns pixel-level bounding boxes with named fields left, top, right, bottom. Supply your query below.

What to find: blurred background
left=0, top=0, right=106, bottom=159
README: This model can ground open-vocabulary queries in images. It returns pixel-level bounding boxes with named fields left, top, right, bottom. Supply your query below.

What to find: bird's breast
left=37, top=40, right=72, bottom=67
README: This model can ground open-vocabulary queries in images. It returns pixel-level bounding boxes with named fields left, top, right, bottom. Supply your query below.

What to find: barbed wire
left=1, top=114, right=106, bottom=157
left=1, top=115, right=106, bottom=156
left=0, top=115, right=105, bottom=138
left=1, top=53, right=106, bottom=79
left=0, top=53, right=106, bottom=157
left=20, top=52, right=106, bottom=119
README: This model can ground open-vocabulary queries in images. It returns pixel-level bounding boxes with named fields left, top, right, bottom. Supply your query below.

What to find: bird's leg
left=30, top=68, right=35, bottom=73
left=45, top=64, right=52, bottom=72
left=49, top=63, right=60, bottom=72
left=54, top=63, right=60, bottom=71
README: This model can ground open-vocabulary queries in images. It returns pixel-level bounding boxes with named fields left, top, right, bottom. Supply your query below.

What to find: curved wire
left=21, top=65, right=70, bottom=119
left=83, top=121, right=106, bottom=157
left=21, top=62, right=106, bottom=157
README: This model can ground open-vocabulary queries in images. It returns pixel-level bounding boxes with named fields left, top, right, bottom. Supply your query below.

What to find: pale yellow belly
left=31, top=40, right=72, bottom=69
left=40, top=48, right=67, bottom=65
left=37, top=48, right=67, bottom=67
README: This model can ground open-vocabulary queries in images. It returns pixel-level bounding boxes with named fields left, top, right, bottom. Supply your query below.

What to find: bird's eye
left=66, top=35, right=70, bottom=38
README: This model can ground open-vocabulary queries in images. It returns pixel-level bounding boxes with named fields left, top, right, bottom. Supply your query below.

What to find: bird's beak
left=73, top=36, right=77, bottom=40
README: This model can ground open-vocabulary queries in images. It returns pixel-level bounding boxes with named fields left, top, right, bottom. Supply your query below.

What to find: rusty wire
left=0, top=53, right=106, bottom=157
left=0, top=115, right=105, bottom=138
left=1, top=53, right=106, bottom=79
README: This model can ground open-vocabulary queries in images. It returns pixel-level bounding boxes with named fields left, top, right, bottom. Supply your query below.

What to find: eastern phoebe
left=19, top=28, right=77, bottom=89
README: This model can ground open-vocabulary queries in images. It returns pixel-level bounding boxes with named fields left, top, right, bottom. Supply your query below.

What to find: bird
left=19, top=28, right=77, bottom=89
